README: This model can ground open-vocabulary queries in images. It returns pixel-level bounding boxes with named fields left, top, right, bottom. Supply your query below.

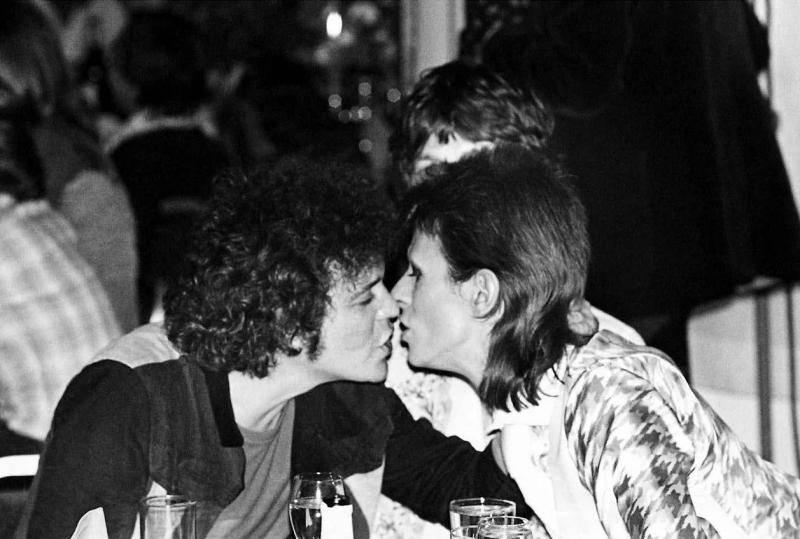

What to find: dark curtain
left=464, top=0, right=800, bottom=322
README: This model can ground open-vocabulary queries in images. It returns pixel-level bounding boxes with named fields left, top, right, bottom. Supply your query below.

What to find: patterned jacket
left=497, top=330, right=800, bottom=538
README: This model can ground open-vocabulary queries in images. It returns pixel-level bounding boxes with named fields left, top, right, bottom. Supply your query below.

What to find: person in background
left=1, top=0, right=139, bottom=331
left=373, top=60, right=640, bottom=538
left=17, top=157, right=530, bottom=539
left=104, top=8, right=229, bottom=324
left=392, top=60, right=553, bottom=192
left=392, top=144, right=800, bottom=538
left=0, top=120, right=121, bottom=446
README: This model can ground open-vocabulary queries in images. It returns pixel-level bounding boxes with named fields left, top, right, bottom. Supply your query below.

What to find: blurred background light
left=326, top=10, right=342, bottom=39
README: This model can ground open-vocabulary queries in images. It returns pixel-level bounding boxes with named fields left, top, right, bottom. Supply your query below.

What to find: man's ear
left=567, top=298, right=599, bottom=338
left=461, top=268, right=501, bottom=317
left=288, top=334, right=305, bottom=355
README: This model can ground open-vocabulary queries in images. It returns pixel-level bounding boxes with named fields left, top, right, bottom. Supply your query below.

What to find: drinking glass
left=139, top=495, right=196, bottom=539
left=476, top=516, right=533, bottom=538
left=451, top=524, right=480, bottom=538
left=449, top=497, right=516, bottom=530
left=288, top=472, right=351, bottom=539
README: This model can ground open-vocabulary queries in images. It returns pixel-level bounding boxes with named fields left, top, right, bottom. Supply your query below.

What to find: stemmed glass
left=288, top=472, right=350, bottom=539
left=476, top=516, right=533, bottom=538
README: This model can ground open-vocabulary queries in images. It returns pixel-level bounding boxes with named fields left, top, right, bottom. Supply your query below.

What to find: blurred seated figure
left=0, top=121, right=121, bottom=443
left=104, top=8, right=229, bottom=323
left=375, top=60, right=642, bottom=538
left=0, top=0, right=139, bottom=331
left=17, top=159, right=529, bottom=539
left=392, top=145, right=800, bottom=538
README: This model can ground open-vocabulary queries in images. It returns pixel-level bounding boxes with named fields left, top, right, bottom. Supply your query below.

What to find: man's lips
left=397, top=322, right=409, bottom=347
left=378, top=328, right=395, bottom=356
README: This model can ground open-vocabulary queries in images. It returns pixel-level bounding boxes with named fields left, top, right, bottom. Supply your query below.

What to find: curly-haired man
left=18, top=157, right=528, bottom=538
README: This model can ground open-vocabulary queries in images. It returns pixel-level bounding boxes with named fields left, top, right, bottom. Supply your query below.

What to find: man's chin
left=361, top=362, right=389, bottom=383
left=407, top=353, right=434, bottom=371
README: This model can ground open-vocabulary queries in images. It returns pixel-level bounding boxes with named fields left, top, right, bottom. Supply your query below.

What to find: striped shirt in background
left=0, top=195, right=121, bottom=441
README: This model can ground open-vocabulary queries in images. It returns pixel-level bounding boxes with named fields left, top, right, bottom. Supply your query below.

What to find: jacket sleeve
left=380, top=390, right=532, bottom=526
left=20, top=360, right=151, bottom=539
left=569, top=368, right=721, bottom=539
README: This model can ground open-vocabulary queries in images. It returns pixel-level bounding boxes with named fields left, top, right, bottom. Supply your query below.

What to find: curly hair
left=391, top=60, right=554, bottom=186
left=402, top=145, right=588, bottom=411
left=163, top=157, right=396, bottom=377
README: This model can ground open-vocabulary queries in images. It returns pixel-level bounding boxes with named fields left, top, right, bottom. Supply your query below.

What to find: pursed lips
left=378, top=325, right=394, bottom=349
left=396, top=321, right=410, bottom=348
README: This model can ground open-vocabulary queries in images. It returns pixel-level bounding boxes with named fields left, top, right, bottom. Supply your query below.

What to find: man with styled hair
left=392, top=144, right=800, bottom=538
left=376, top=58, right=638, bottom=537
left=395, top=146, right=590, bottom=408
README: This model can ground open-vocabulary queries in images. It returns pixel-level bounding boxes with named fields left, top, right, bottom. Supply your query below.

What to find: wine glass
left=288, top=472, right=350, bottom=539
left=476, top=516, right=533, bottom=538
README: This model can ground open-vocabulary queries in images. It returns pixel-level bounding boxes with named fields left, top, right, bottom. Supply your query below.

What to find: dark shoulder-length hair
left=391, top=60, right=554, bottom=186
left=402, top=145, right=589, bottom=410
left=163, top=157, right=396, bottom=377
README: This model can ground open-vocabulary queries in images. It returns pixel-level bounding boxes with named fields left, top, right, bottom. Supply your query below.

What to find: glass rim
left=478, top=515, right=530, bottom=528
left=140, top=494, right=196, bottom=509
left=292, top=471, right=344, bottom=483
left=449, top=497, right=516, bottom=509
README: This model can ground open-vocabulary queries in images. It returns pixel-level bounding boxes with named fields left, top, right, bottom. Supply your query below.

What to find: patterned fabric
left=0, top=196, right=121, bottom=440
left=498, top=330, right=800, bottom=538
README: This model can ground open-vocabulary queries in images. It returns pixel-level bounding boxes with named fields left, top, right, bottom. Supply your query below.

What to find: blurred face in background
left=410, top=133, right=493, bottom=185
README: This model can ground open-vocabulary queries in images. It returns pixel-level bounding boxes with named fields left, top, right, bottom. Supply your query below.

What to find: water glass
left=449, top=497, right=516, bottom=530
left=476, top=516, right=533, bottom=538
left=139, top=495, right=196, bottom=539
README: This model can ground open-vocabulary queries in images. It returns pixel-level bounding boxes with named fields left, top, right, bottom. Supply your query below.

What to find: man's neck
left=227, top=357, right=327, bottom=432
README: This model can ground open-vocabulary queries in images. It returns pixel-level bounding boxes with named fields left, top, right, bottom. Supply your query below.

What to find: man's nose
left=377, top=285, right=400, bottom=319
left=390, top=274, right=411, bottom=306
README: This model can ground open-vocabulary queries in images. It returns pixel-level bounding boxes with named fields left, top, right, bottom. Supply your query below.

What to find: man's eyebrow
left=350, top=274, right=383, bottom=297
left=362, top=274, right=383, bottom=290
